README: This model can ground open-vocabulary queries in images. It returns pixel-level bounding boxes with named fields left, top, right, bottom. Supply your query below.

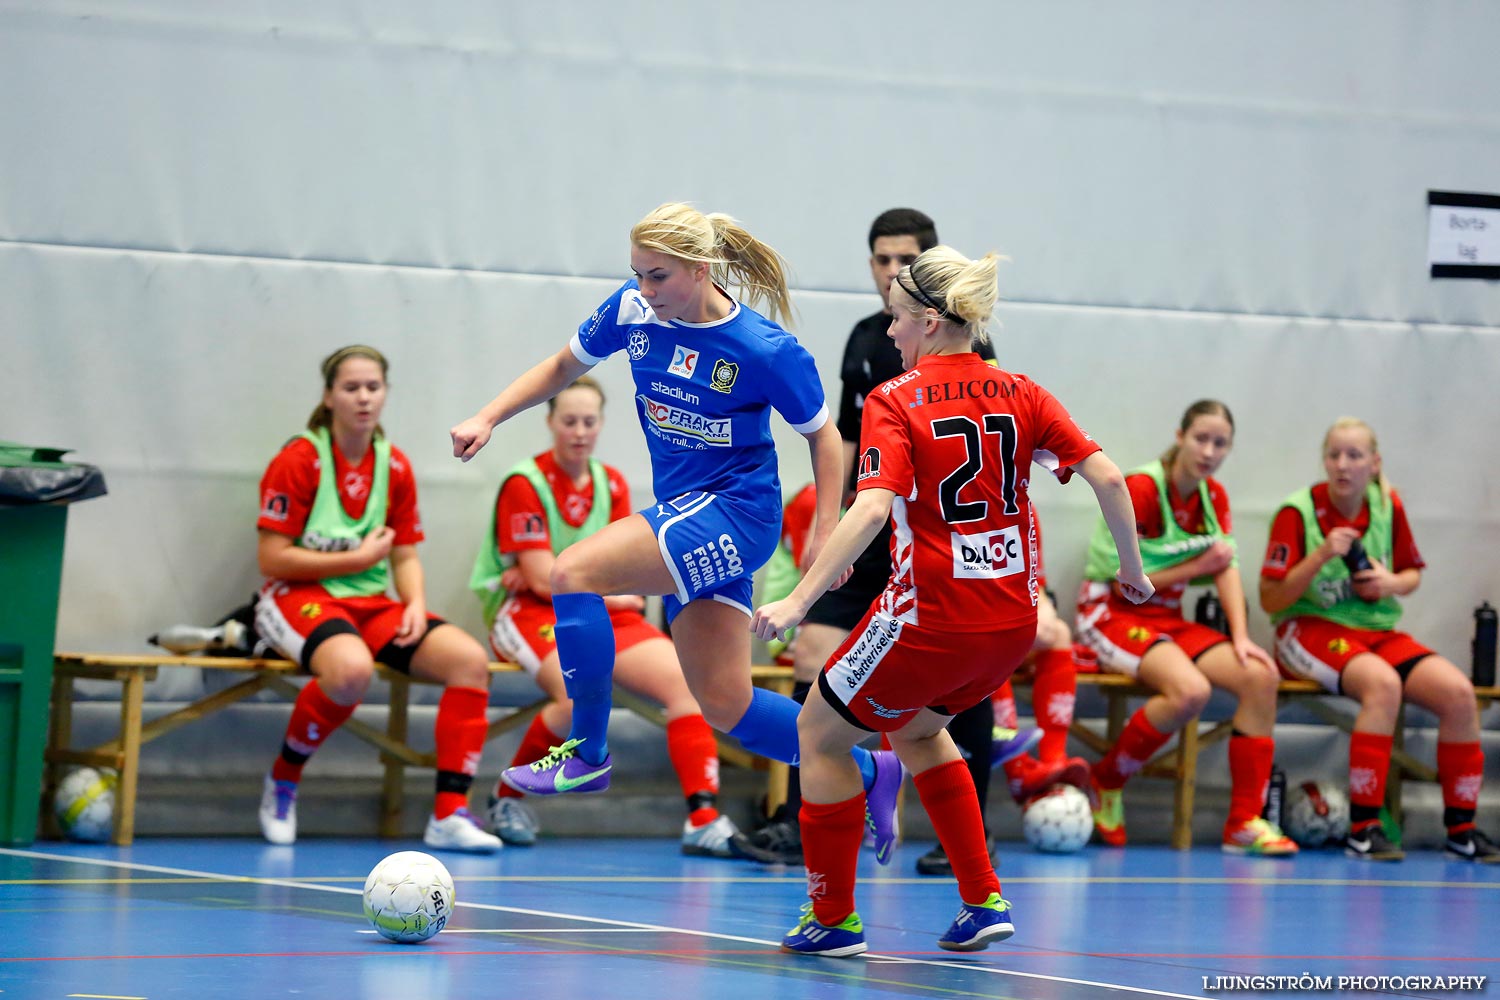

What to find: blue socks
left=552, top=592, right=615, bottom=765
left=728, top=686, right=876, bottom=787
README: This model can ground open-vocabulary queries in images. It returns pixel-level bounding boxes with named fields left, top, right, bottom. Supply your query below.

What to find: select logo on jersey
left=640, top=397, right=732, bottom=446
left=261, top=490, right=290, bottom=523
left=667, top=346, right=700, bottom=380
left=710, top=358, right=738, bottom=393
left=881, top=368, right=921, bottom=395
left=857, top=446, right=882, bottom=482
left=299, top=602, right=322, bottom=619
left=510, top=513, right=546, bottom=543
left=950, top=524, right=1025, bottom=580
left=628, top=329, right=651, bottom=360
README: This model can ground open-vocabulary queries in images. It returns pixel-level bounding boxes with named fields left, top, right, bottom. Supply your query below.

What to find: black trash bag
left=0, top=442, right=107, bottom=506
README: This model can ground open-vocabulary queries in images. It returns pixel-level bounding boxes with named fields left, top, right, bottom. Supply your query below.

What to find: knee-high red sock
left=1092, top=708, right=1171, bottom=790
left=1225, top=735, right=1274, bottom=828
left=991, top=680, right=1018, bottom=729
left=434, top=686, right=489, bottom=819
left=497, top=714, right=564, bottom=800
left=1031, top=649, right=1076, bottom=762
left=1437, top=740, right=1484, bottom=831
left=271, top=680, right=358, bottom=783
left=800, top=794, right=866, bottom=926
left=1348, top=731, right=1393, bottom=829
left=914, top=759, right=1002, bottom=904
left=667, top=714, right=721, bottom=825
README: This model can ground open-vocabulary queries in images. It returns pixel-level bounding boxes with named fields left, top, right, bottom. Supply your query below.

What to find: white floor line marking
left=4, top=847, right=1206, bottom=997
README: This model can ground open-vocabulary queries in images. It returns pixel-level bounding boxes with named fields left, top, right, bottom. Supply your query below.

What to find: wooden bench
left=44, top=652, right=791, bottom=846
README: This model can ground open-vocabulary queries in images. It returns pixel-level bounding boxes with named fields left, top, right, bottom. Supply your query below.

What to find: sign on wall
left=1428, top=191, right=1500, bottom=279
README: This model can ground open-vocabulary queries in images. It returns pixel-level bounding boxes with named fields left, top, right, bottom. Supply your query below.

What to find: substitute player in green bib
left=1260, top=417, right=1497, bottom=862
left=254, top=345, right=500, bottom=853
left=1076, top=400, right=1295, bottom=855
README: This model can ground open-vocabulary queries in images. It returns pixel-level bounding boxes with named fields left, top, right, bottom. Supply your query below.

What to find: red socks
left=800, top=795, right=866, bottom=926
left=914, top=759, right=1002, bottom=905
left=1437, top=740, right=1484, bottom=831
left=666, top=714, right=722, bottom=826
left=1226, top=735, right=1274, bottom=828
left=433, top=686, right=489, bottom=819
left=271, top=680, right=358, bottom=783
left=1031, top=649, right=1077, bottom=762
left=1093, top=708, right=1171, bottom=790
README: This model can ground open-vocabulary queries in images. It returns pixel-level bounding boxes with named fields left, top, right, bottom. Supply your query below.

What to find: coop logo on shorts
left=710, top=358, right=738, bottom=393
left=667, top=346, right=699, bottom=380
left=640, top=397, right=732, bottom=446
left=718, top=533, right=744, bottom=577
left=628, top=329, right=651, bottom=360
left=950, top=525, right=1024, bottom=580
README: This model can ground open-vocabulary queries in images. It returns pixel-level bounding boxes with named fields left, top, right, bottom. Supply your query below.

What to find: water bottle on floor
left=149, top=620, right=247, bottom=654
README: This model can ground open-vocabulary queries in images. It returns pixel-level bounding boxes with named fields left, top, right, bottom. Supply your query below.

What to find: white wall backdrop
left=3, top=1, right=1498, bottom=674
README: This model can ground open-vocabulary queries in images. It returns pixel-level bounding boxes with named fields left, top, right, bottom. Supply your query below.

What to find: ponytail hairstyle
left=893, top=246, right=1003, bottom=344
left=630, top=202, right=795, bottom=327
left=1323, top=416, right=1392, bottom=507
left=308, top=344, right=388, bottom=437
left=1159, top=399, right=1235, bottom=470
left=546, top=374, right=607, bottom=415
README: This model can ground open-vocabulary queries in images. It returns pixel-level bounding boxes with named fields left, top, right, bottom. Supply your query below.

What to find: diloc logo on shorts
left=950, top=525, right=1025, bottom=579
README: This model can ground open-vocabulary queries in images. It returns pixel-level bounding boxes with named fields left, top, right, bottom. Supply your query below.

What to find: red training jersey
left=856, top=353, right=1099, bottom=630
left=1260, top=482, right=1424, bottom=580
left=1116, top=470, right=1233, bottom=615
left=495, top=451, right=632, bottom=556
left=257, top=435, right=423, bottom=544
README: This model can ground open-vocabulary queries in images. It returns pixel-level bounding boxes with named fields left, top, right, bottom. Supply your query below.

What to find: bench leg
left=43, top=671, right=74, bottom=840
left=381, top=674, right=410, bottom=838
left=114, top=670, right=144, bottom=846
left=1171, top=716, right=1199, bottom=850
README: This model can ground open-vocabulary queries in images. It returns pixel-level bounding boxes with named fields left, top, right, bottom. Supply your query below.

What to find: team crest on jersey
left=667, top=346, right=699, bottom=380
left=710, top=358, right=738, bottom=393
left=1327, top=637, right=1351, bottom=656
left=299, top=602, right=322, bottom=619
left=950, top=525, right=1025, bottom=580
left=628, top=329, right=650, bottom=360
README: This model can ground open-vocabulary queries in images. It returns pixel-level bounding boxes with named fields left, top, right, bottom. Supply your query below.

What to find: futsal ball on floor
left=363, top=851, right=455, bottom=943
left=1283, top=781, right=1350, bottom=848
left=1022, top=783, right=1092, bottom=853
left=53, top=766, right=117, bottom=842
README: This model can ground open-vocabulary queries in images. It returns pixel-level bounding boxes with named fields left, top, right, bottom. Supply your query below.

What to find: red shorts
left=488, top=593, right=665, bottom=677
left=255, top=581, right=444, bottom=671
left=1075, top=600, right=1226, bottom=677
left=820, top=608, right=1036, bottom=732
left=1273, top=617, right=1435, bottom=693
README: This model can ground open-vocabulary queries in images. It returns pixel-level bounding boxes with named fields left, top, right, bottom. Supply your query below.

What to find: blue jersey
left=570, top=280, right=829, bottom=515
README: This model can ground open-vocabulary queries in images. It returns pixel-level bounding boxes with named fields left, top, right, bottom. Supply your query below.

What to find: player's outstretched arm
left=1075, top=451, right=1153, bottom=605
left=451, top=347, right=591, bottom=462
left=751, top=487, right=894, bottom=643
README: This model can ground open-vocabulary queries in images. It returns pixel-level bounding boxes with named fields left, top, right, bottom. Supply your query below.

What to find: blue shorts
left=640, top=491, right=777, bottom=624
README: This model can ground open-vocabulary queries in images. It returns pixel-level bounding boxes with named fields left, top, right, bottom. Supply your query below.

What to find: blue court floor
left=2, top=836, right=1495, bottom=999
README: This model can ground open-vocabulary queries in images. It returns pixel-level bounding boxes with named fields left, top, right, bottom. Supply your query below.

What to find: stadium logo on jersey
left=640, top=397, right=732, bottom=446
left=667, top=346, right=700, bottom=380
left=627, top=329, right=651, bottom=360
left=950, top=525, right=1025, bottom=580
left=510, top=513, right=546, bottom=542
left=650, top=381, right=700, bottom=406
left=857, top=446, right=882, bottom=481
left=710, top=358, right=738, bottom=393
left=261, top=490, right=290, bottom=522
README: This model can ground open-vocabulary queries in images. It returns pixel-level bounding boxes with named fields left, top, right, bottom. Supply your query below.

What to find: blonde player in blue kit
left=451, top=203, right=907, bottom=859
